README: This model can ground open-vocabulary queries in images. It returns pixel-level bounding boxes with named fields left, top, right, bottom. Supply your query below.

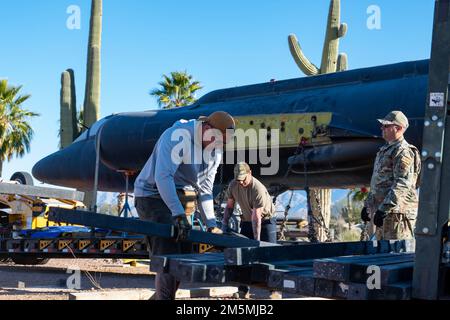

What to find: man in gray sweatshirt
left=134, top=111, right=235, bottom=300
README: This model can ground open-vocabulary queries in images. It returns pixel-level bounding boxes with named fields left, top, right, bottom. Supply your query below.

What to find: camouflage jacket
left=365, top=138, right=421, bottom=217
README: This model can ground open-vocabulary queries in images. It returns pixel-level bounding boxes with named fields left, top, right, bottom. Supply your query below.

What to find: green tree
left=350, top=187, right=369, bottom=202
left=0, top=80, right=39, bottom=177
left=150, top=71, right=202, bottom=109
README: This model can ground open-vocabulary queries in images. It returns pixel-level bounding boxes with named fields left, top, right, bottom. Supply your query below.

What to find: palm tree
left=0, top=79, right=39, bottom=177
left=150, top=71, right=203, bottom=109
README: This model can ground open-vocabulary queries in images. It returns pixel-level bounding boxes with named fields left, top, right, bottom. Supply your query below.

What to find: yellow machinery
left=0, top=181, right=85, bottom=236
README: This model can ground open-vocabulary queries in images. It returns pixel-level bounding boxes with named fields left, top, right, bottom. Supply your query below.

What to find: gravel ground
left=0, top=259, right=299, bottom=300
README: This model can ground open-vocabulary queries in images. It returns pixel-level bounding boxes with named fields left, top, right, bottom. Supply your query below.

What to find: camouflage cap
left=377, top=111, right=409, bottom=129
left=198, top=111, right=235, bottom=133
left=234, top=162, right=251, bottom=181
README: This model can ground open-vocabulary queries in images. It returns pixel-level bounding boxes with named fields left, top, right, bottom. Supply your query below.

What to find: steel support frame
left=413, top=0, right=450, bottom=300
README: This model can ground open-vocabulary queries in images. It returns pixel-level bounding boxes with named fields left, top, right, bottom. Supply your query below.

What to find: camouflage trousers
left=376, top=213, right=416, bottom=241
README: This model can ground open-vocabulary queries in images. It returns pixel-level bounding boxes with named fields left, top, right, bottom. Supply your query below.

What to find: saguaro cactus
left=60, top=69, right=77, bottom=149
left=83, top=0, right=102, bottom=127
left=289, top=0, right=348, bottom=75
left=60, top=0, right=102, bottom=150
left=288, top=0, right=348, bottom=242
left=59, top=0, right=103, bottom=209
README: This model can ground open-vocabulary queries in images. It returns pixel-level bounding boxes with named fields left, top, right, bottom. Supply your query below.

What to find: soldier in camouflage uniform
left=361, top=111, right=421, bottom=240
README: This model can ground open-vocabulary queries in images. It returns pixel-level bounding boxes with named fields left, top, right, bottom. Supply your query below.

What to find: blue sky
left=0, top=0, right=434, bottom=186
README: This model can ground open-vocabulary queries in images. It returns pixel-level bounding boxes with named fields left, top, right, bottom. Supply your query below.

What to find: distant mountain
left=95, top=189, right=352, bottom=221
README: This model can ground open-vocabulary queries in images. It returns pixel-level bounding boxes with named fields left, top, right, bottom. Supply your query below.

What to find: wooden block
left=347, top=281, right=412, bottom=300
left=169, top=255, right=224, bottom=279
left=313, top=253, right=414, bottom=282
left=177, top=261, right=227, bottom=283
left=333, top=282, right=350, bottom=299
left=349, top=256, right=414, bottom=284
left=206, top=264, right=227, bottom=283
left=250, top=259, right=314, bottom=284
left=150, top=252, right=223, bottom=274
left=224, top=265, right=253, bottom=284
left=267, top=269, right=288, bottom=290
left=295, top=272, right=316, bottom=296
left=274, top=269, right=315, bottom=296
left=268, top=268, right=311, bottom=290
left=314, top=279, right=335, bottom=298
left=347, top=283, right=369, bottom=300
left=350, top=262, right=414, bottom=285
left=381, top=282, right=412, bottom=300
left=224, top=241, right=407, bottom=266
left=177, top=263, right=208, bottom=283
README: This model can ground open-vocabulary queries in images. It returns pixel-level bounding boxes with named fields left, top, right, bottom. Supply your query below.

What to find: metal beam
left=413, top=0, right=450, bottom=300
left=48, top=208, right=265, bottom=248
left=0, top=183, right=84, bottom=201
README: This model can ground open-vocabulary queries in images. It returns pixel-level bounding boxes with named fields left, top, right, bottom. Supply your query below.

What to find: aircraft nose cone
left=32, top=152, right=66, bottom=186
left=32, top=157, right=45, bottom=182
left=32, top=140, right=129, bottom=192
left=32, top=140, right=96, bottom=189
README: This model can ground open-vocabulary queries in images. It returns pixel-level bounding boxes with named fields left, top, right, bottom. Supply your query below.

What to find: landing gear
left=10, top=172, right=34, bottom=186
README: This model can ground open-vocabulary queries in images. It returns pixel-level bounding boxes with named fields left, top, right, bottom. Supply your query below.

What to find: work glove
left=360, top=207, right=371, bottom=222
left=373, top=210, right=387, bottom=228
left=172, top=215, right=192, bottom=242
left=208, top=227, right=223, bottom=235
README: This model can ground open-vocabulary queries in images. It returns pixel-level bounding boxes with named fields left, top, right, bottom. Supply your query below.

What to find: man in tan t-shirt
left=222, top=162, right=277, bottom=242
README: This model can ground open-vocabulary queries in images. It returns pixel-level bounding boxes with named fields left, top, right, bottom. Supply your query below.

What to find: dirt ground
left=0, top=259, right=302, bottom=300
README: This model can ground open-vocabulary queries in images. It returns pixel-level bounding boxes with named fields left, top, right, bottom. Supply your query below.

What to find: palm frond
left=149, top=71, right=203, bottom=109
left=0, top=79, right=38, bottom=164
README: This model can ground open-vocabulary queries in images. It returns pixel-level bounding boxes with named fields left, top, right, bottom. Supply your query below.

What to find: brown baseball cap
left=198, top=111, right=235, bottom=133
left=234, top=162, right=251, bottom=181
left=378, top=111, right=409, bottom=129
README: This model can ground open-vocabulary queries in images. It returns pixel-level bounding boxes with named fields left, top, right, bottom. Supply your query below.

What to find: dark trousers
left=239, top=217, right=277, bottom=295
left=135, top=197, right=192, bottom=300
left=240, top=217, right=277, bottom=243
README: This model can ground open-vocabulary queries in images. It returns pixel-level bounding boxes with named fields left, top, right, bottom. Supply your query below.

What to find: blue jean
left=240, top=217, right=277, bottom=243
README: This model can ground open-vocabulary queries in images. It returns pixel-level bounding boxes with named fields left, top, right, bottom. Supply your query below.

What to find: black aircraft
left=32, top=59, right=428, bottom=193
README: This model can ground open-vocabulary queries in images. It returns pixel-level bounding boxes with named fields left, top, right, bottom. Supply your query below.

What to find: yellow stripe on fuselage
left=227, top=112, right=332, bottom=150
